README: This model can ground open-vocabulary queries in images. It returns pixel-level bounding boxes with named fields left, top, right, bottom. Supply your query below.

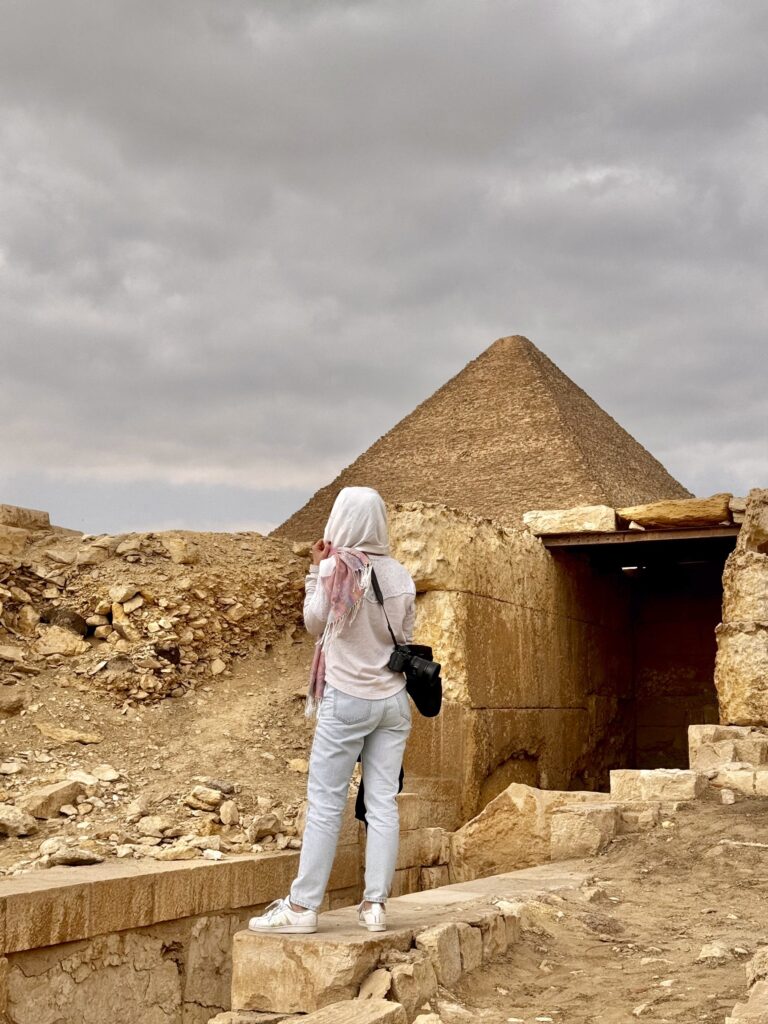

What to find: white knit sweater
left=303, top=552, right=416, bottom=700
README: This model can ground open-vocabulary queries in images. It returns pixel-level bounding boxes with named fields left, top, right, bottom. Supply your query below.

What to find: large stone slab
left=715, top=622, right=768, bottom=726
left=609, top=768, right=706, bottom=802
left=0, top=504, right=50, bottom=530
left=303, top=999, right=407, bottom=1024
left=0, top=525, right=30, bottom=559
left=616, top=493, right=732, bottom=529
left=231, top=926, right=414, bottom=1013
left=448, top=783, right=612, bottom=882
left=523, top=505, right=616, bottom=535
left=550, top=803, right=619, bottom=860
left=688, top=724, right=768, bottom=770
left=738, top=489, right=768, bottom=555
left=722, top=551, right=768, bottom=623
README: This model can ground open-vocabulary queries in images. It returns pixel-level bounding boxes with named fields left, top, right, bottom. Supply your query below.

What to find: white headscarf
left=323, top=486, right=390, bottom=555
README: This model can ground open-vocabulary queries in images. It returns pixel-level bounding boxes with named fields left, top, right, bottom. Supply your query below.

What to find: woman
left=249, top=485, right=416, bottom=934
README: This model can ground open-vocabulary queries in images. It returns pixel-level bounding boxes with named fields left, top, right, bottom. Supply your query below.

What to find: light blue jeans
left=290, top=684, right=412, bottom=911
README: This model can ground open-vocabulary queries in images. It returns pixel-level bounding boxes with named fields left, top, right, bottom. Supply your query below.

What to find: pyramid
left=273, top=335, right=691, bottom=540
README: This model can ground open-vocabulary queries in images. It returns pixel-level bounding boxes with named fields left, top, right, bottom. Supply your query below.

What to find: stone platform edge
left=0, top=849, right=306, bottom=954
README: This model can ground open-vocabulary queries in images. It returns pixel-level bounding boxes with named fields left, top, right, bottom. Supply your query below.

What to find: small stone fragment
left=0, top=803, right=38, bottom=836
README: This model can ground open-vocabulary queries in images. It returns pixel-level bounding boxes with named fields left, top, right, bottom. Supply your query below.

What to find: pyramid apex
left=273, top=335, right=691, bottom=539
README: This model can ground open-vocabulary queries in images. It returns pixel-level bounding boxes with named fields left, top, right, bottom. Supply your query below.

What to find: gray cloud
left=1, top=0, right=766, bottom=531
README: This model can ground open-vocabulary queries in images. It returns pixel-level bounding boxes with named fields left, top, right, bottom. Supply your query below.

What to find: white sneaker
left=248, top=897, right=318, bottom=934
left=358, top=901, right=386, bottom=932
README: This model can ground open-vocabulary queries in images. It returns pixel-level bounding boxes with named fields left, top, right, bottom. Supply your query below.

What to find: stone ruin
left=0, top=335, right=766, bottom=1024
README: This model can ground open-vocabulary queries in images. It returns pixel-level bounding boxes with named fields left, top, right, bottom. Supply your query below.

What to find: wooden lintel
left=541, top=525, right=740, bottom=548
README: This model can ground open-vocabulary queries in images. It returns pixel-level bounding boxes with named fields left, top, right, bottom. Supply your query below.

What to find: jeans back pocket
left=331, top=688, right=373, bottom=725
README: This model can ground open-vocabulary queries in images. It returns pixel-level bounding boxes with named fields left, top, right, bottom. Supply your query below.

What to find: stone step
left=230, top=863, right=586, bottom=1018
left=209, top=998, right=405, bottom=1024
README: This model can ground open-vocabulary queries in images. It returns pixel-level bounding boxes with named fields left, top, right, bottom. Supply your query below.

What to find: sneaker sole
left=248, top=924, right=317, bottom=934
left=358, top=921, right=387, bottom=932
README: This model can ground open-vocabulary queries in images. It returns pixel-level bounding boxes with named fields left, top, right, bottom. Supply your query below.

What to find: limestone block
left=0, top=803, right=38, bottom=837
left=550, top=803, right=618, bottom=860
left=477, top=911, right=508, bottom=961
left=33, top=625, right=90, bottom=658
left=523, top=505, right=616, bottom=535
left=738, top=489, right=768, bottom=555
left=415, top=922, right=462, bottom=985
left=18, top=779, right=86, bottom=819
left=390, top=867, right=420, bottom=898
left=716, top=623, right=768, bottom=726
left=616, top=493, right=732, bottom=529
left=160, top=533, right=200, bottom=564
left=302, top=1000, right=407, bottom=1024
left=389, top=502, right=550, bottom=603
left=494, top=900, right=523, bottom=946
left=722, top=550, right=768, bottom=623
left=711, top=767, right=757, bottom=796
left=419, top=866, right=449, bottom=891
left=449, top=783, right=612, bottom=882
left=395, top=829, right=444, bottom=870
left=755, top=772, right=768, bottom=797
left=688, top=725, right=765, bottom=766
left=357, top=969, right=392, bottom=1000
left=609, top=769, right=705, bottom=802
left=455, top=922, right=483, bottom=974
left=0, top=524, right=30, bottom=559
left=231, top=928, right=414, bottom=1013
left=0, top=503, right=50, bottom=529
left=388, top=955, right=438, bottom=1022
left=728, top=979, right=768, bottom=1023
left=414, top=590, right=587, bottom=709
left=747, top=947, right=768, bottom=989
left=618, top=803, right=661, bottom=833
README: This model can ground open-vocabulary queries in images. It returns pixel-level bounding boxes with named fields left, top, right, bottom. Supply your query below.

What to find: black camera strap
left=369, top=566, right=401, bottom=647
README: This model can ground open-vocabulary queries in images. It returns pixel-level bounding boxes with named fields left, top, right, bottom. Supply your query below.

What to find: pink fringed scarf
left=305, top=546, right=372, bottom=717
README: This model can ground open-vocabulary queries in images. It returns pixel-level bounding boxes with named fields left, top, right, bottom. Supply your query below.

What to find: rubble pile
left=1, top=510, right=307, bottom=707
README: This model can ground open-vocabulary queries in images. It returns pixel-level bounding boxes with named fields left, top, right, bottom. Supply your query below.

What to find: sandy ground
left=0, top=633, right=317, bottom=871
left=439, top=800, right=768, bottom=1024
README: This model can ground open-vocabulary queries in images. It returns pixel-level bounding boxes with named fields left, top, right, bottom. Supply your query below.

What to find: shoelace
left=262, top=898, right=288, bottom=922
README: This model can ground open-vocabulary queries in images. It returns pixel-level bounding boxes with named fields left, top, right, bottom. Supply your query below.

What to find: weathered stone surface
left=715, top=623, right=768, bottom=725
left=609, top=769, right=705, bottom=802
left=49, top=847, right=105, bottom=866
left=18, top=780, right=86, bottom=819
left=357, top=969, right=392, bottom=1000
left=523, top=505, right=616, bottom=535
left=617, top=493, right=732, bottom=529
left=710, top=767, right=758, bottom=796
left=738, top=489, right=768, bottom=554
left=550, top=803, right=618, bottom=860
left=304, top=999, right=408, bottom=1024
left=419, top=866, right=449, bottom=891
left=389, top=502, right=550, bottom=604
left=748, top=948, right=768, bottom=989
left=388, top=955, right=438, bottom=1022
left=449, top=783, right=611, bottom=882
left=722, top=551, right=768, bottom=623
left=0, top=524, right=31, bottom=559
left=231, top=928, right=414, bottom=1013
left=396, top=829, right=444, bottom=870
left=455, top=921, right=483, bottom=973
left=0, top=803, right=38, bottom=836
left=729, top=979, right=768, bottom=1023
left=0, top=690, right=25, bottom=717
left=688, top=724, right=768, bottom=770
left=415, top=922, right=462, bottom=985
left=0, top=503, right=50, bottom=530
left=33, top=625, right=90, bottom=657
left=161, top=533, right=201, bottom=565
left=35, top=723, right=103, bottom=744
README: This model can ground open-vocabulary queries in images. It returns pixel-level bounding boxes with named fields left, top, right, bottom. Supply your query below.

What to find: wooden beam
left=541, top=525, right=740, bottom=548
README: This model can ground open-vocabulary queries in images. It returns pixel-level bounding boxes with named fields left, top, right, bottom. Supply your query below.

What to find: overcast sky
left=1, top=1, right=766, bottom=535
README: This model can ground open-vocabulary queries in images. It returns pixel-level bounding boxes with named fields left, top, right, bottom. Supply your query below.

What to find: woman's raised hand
left=311, top=539, right=332, bottom=565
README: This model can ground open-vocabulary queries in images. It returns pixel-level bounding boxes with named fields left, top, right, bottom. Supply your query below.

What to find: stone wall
left=0, top=792, right=449, bottom=1024
left=389, top=503, right=634, bottom=825
left=716, top=488, right=768, bottom=725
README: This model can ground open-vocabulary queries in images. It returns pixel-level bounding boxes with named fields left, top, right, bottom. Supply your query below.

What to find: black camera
left=388, top=643, right=441, bottom=684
